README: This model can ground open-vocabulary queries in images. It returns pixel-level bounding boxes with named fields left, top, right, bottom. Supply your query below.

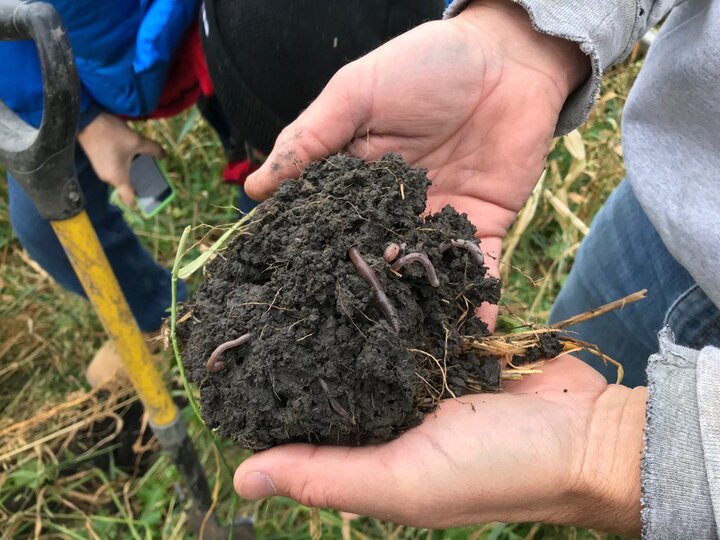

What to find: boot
left=84, top=331, right=165, bottom=388
left=85, top=340, right=127, bottom=388
left=82, top=333, right=166, bottom=475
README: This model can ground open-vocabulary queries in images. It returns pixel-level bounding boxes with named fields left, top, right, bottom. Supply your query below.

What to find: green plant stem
left=170, top=225, right=239, bottom=540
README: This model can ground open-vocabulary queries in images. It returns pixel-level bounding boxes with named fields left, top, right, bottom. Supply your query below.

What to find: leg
left=236, top=183, right=259, bottom=215
left=197, top=93, right=259, bottom=216
left=8, top=146, right=186, bottom=332
left=549, top=180, right=720, bottom=386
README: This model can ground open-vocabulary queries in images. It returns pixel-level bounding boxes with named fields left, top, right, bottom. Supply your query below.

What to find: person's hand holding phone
left=78, top=112, right=165, bottom=206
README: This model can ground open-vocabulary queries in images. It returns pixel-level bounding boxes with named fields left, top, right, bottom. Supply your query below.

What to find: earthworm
left=348, top=246, right=401, bottom=333
left=391, top=252, right=440, bottom=287
left=206, top=333, right=252, bottom=372
left=318, top=378, right=354, bottom=422
left=383, top=242, right=407, bottom=263
left=439, top=239, right=485, bottom=266
left=384, top=243, right=401, bottom=263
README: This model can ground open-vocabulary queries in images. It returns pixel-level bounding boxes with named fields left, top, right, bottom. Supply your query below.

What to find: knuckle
left=276, top=123, right=297, bottom=145
left=332, top=61, right=359, bottom=86
left=289, top=476, right=331, bottom=509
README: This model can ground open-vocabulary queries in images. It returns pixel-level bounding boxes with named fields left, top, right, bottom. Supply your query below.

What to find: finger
left=234, top=443, right=417, bottom=522
left=475, top=236, right=501, bottom=332
left=245, top=62, right=373, bottom=201
left=116, top=182, right=135, bottom=207
left=136, top=137, right=166, bottom=159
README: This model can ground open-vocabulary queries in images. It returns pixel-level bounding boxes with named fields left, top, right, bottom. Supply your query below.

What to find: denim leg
left=664, top=285, right=720, bottom=352
left=236, top=183, right=259, bottom=216
left=8, top=147, right=187, bottom=332
left=549, top=180, right=709, bottom=387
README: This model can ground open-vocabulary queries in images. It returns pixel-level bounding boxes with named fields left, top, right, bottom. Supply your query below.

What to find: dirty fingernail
left=237, top=472, right=277, bottom=500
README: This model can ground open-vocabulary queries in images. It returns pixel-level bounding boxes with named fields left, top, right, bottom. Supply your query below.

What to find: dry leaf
left=563, top=130, right=586, bottom=162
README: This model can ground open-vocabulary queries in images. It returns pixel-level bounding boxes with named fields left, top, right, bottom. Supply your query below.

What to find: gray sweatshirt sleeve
left=643, top=329, right=720, bottom=539
left=445, top=0, right=683, bottom=134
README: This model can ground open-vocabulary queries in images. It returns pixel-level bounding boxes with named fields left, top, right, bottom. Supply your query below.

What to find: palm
left=245, top=13, right=569, bottom=314
left=344, top=20, right=562, bottom=241
left=234, top=356, right=609, bottom=527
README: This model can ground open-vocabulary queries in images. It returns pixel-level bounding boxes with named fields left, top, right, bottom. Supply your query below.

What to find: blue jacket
left=0, top=0, right=199, bottom=129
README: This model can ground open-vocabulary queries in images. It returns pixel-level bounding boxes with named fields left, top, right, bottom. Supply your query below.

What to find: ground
left=0, top=51, right=642, bottom=539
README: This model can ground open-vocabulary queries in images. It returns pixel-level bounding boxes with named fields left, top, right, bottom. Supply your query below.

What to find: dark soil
left=181, top=154, right=502, bottom=450
left=513, top=332, right=565, bottom=365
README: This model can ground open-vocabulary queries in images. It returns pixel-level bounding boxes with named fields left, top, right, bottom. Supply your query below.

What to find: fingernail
left=237, top=471, right=277, bottom=500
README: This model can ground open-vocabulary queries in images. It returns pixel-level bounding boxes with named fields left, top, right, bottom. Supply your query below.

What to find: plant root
left=462, top=289, right=648, bottom=385
left=348, top=246, right=401, bottom=333
left=408, top=347, right=457, bottom=402
left=440, top=239, right=485, bottom=266
left=391, top=252, right=440, bottom=287
left=206, top=333, right=252, bottom=372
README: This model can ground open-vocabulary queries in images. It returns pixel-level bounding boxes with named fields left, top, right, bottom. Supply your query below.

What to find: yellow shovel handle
left=51, top=211, right=176, bottom=426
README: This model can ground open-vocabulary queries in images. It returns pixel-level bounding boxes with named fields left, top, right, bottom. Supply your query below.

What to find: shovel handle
left=0, top=0, right=82, bottom=220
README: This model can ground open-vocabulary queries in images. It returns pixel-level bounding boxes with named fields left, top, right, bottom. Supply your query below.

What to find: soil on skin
left=182, top=154, right=502, bottom=450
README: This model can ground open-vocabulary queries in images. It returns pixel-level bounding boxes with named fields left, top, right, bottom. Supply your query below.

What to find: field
left=0, top=52, right=643, bottom=539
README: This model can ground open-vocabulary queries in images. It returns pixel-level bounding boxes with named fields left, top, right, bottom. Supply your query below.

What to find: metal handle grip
left=0, top=0, right=83, bottom=220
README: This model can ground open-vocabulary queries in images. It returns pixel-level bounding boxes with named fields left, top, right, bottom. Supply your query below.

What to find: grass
left=0, top=50, right=643, bottom=538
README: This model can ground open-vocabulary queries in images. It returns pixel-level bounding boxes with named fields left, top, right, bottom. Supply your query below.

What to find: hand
left=234, top=355, right=646, bottom=537
left=244, top=0, right=590, bottom=327
left=77, top=112, right=165, bottom=206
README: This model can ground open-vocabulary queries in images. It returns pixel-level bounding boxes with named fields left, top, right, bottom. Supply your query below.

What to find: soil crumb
left=182, top=154, right=501, bottom=450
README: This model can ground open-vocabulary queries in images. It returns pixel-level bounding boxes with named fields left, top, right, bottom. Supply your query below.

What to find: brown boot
left=85, top=340, right=127, bottom=388
left=85, top=331, right=165, bottom=389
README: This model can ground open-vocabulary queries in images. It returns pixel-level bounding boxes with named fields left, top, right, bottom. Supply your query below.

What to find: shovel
left=0, top=2, right=252, bottom=537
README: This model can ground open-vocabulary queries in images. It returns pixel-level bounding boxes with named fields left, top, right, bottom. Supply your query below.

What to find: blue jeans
left=550, top=180, right=720, bottom=387
left=237, top=183, right=259, bottom=216
left=8, top=147, right=187, bottom=332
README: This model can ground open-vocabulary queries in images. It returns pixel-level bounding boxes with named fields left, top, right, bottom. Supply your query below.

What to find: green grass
left=0, top=54, right=643, bottom=539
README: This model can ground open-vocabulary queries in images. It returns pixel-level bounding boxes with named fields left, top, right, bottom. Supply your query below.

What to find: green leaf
left=177, top=107, right=199, bottom=143
left=8, top=464, right=47, bottom=490
left=177, top=208, right=256, bottom=279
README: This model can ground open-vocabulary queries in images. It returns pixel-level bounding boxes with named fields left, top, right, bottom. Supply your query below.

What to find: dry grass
left=0, top=50, right=644, bottom=538
left=464, top=289, right=648, bottom=386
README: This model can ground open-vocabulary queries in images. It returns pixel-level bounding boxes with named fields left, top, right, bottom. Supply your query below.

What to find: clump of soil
left=182, top=154, right=502, bottom=450
left=512, top=332, right=565, bottom=365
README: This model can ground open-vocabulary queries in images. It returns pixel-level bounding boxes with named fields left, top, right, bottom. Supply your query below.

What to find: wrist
left=453, top=0, right=590, bottom=101
left=567, top=385, right=646, bottom=537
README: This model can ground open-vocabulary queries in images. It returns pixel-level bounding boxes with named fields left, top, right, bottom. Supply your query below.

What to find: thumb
left=244, top=63, right=373, bottom=201
left=475, top=236, right=502, bottom=332
left=116, top=181, right=135, bottom=207
left=234, top=443, right=413, bottom=521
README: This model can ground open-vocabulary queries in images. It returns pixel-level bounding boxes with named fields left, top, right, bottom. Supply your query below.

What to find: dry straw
left=464, top=289, right=648, bottom=384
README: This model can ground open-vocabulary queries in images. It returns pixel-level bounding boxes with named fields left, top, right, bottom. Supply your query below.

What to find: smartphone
left=129, top=154, right=175, bottom=218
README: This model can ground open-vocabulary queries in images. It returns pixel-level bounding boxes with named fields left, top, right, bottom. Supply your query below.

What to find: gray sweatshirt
left=446, top=0, right=720, bottom=537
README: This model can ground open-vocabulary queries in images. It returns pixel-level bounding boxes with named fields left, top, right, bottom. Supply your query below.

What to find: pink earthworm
left=391, top=252, right=440, bottom=287
left=206, top=333, right=252, bottom=372
left=439, top=239, right=485, bottom=266
left=348, top=246, right=401, bottom=333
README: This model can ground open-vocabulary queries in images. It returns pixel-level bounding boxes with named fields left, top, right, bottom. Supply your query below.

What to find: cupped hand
left=234, top=355, right=645, bottom=537
left=78, top=112, right=165, bottom=206
left=244, top=0, right=589, bottom=326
